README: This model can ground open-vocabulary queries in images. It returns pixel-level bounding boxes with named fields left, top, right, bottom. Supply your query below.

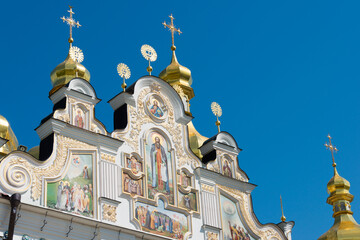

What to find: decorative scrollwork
left=69, top=46, right=84, bottom=63
left=103, top=204, right=117, bottom=222
left=4, top=163, right=32, bottom=193
left=114, top=87, right=200, bottom=168
left=141, top=44, right=157, bottom=62
left=211, top=102, right=222, bottom=117
left=0, top=135, right=95, bottom=200
left=218, top=185, right=282, bottom=239
left=117, top=63, right=131, bottom=79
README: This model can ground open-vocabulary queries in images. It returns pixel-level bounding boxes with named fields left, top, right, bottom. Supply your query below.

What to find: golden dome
left=327, top=168, right=352, bottom=202
left=0, top=115, right=18, bottom=156
left=28, top=145, right=40, bottom=159
left=50, top=53, right=90, bottom=95
left=319, top=166, right=360, bottom=240
left=159, top=49, right=194, bottom=100
left=188, top=121, right=208, bottom=158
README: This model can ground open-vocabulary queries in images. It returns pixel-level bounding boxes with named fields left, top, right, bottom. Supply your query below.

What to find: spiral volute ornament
left=4, top=163, right=32, bottom=193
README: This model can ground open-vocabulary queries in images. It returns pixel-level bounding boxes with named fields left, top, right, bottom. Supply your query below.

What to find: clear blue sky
left=2, top=1, right=360, bottom=239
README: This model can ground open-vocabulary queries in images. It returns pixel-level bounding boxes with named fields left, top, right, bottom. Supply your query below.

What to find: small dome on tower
left=159, top=50, right=194, bottom=100
left=50, top=54, right=90, bottom=94
left=0, top=115, right=18, bottom=156
left=327, top=168, right=350, bottom=195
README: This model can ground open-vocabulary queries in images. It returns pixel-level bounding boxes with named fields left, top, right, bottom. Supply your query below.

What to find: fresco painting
left=223, top=159, right=232, bottom=178
left=220, top=195, right=253, bottom=240
left=74, top=108, right=85, bottom=128
left=126, top=155, right=142, bottom=174
left=178, top=171, right=191, bottom=188
left=146, top=132, right=174, bottom=204
left=178, top=191, right=197, bottom=211
left=47, top=154, right=94, bottom=217
left=135, top=200, right=188, bottom=239
left=123, top=172, right=143, bottom=196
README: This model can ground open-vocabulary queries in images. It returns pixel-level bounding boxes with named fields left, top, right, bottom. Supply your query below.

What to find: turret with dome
left=319, top=135, right=360, bottom=240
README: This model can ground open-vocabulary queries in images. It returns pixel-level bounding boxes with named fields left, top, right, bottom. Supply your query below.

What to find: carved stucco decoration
left=54, top=97, right=105, bottom=135
left=102, top=204, right=117, bottom=222
left=206, top=232, right=219, bottom=240
left=206, top=160, right=220, bottom=173
left=218, top=185, right=282, bottom=240
left=114, top=87, right=200, bottom=168
left=101, top=153, right=116, bottom=163
left=201, top=184, right=215, bottom=193
left=0, top=134, right=95, bottom=200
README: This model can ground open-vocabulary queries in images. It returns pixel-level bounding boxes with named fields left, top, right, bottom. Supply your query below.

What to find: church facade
left=0, top=7, right=294, bottom=240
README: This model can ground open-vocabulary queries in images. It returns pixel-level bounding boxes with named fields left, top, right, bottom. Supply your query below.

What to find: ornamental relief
left=218, top=185, right=282, bottom=240
left=113, top=86, right=200, bottom=169
left=216, top=150, right=248, bottom=182
left=102, top=204, right=117, bottom=222
left=0, top=134, right=96, bottom=200
left=206, top=232, right=219, bottom=240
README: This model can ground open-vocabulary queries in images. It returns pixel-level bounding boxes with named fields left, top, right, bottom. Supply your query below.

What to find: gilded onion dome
left=50, top=53, right=90, bottom=95
left=50, top=6, right=89, bottom=95
left=188, top=121, right=208, bottom=158
left=159, top=49, right=194, bottom=100
left=0, top=115, right=18, bottom=157
left=319, top=136, right=360, bottom=240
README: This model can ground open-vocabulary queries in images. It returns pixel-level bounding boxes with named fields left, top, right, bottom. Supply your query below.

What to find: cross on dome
left=61, top=6, right=81, bottom=46
left=324, top=134, right=338, bottom=168
left=163, top=14, right=182, bottom=50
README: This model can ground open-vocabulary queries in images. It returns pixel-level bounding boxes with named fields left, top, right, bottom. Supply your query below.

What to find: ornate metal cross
left=61, top=6, right=81, bottom=45
left=163, top=14, right=182, bottom=48
left=325, top=134, right=338, bottom=167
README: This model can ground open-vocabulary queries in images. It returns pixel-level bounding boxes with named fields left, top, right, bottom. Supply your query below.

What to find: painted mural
left=74, top=108, right=85, bottom=128
left=223, top=159, right=232, bottom=178
left=178, top=191, right=197, bottom=211
left=135, top=200, right=188, bottom=239
left=146, top=132, right=174, bottom=204
left=123, top=172, right=143, bottom=196
left=47, top=154, right=93, bottom=217
left=220, top=195, right=253, bottom=240
left=126, top=155, right=142, bottom=174
left=178, top=171, right=191, bottom=188
left=146, top=95, right=167, bottom=119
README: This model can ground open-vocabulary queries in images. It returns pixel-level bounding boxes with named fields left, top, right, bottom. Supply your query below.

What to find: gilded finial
left=69, top=46, right=84, bottom=77
left=117, top=63, right=131, bottom=92
left=141, top=44, right=157, bottom=75
left=280, top=195, right=286, bottom=222
left=324, top=134, right=339, bottom=172
left=163, top=14, right=182, bottom=51
left=61, top=6, right=81, bottom=47
left=211, top=102, right=222, bottom=133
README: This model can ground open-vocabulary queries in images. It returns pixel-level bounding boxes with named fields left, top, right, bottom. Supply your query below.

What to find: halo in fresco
left=145, top=132, right=174, bottom=204
left=223, top=200, right=236, bottom=215
left=47, top=154, right=94, bottom=218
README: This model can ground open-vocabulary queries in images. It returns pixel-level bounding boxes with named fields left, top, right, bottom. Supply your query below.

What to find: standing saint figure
left=223, top=160, right=232, bottom=178
left=150, top=136, right=170, bottom=192
left=75, top=110, right=84, bottom=128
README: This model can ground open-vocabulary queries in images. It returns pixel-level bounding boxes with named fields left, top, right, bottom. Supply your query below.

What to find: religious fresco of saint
left=220, top=195, right=253, bottom=240
left=46, top=154, right=94, bottom=218
left=145, top=132, right=174, bottom=204
left=73, top=108, right=85, bottom=129
left=126, top=155, right=142, bottom=174
left=123, top=172, right=143, bottom=196
left=135, top=200, right=188, bottom=239
left=178, top=171, right=191, bottom=188
left=178, top=191, right=197, bottom=212
left=222, top=159, right=232, bottom=178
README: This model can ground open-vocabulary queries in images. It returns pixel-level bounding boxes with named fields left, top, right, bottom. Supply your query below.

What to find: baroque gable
left=0, top=76, right=294, bottom=239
